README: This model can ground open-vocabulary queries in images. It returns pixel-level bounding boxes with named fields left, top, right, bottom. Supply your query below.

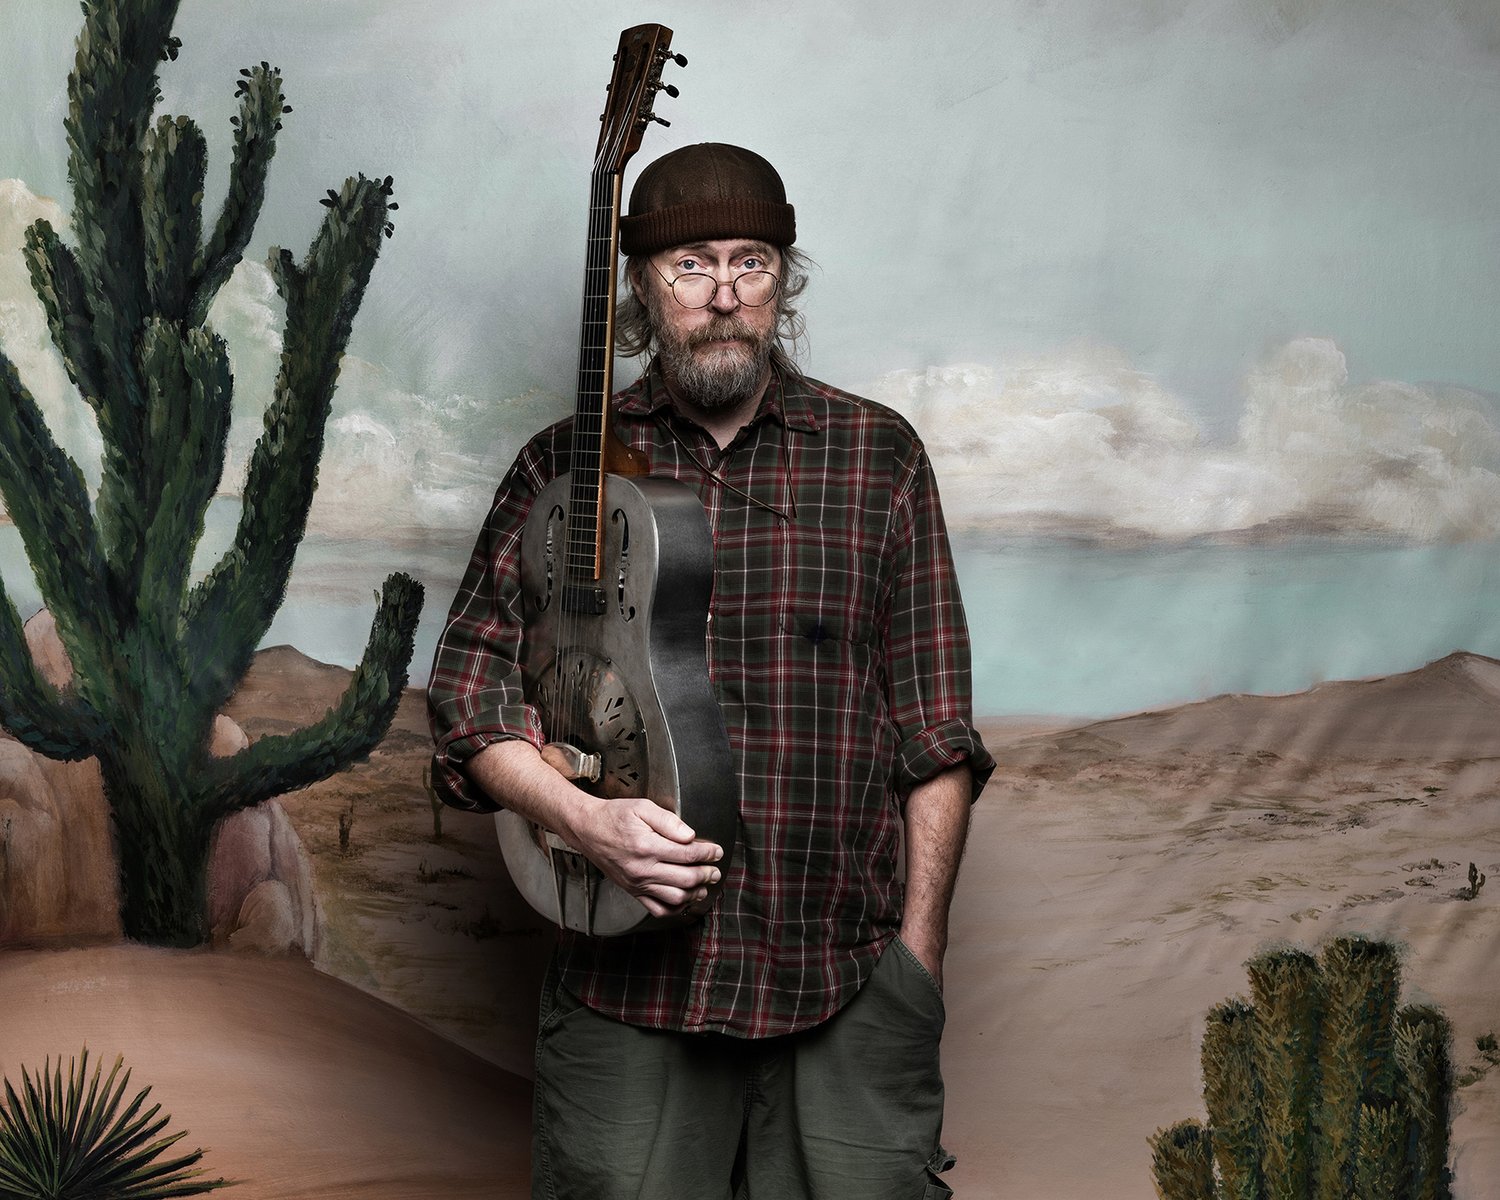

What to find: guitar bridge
left=543, top=830, right=603, bottom=936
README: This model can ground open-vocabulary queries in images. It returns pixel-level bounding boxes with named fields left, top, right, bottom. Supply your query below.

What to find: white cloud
left=6, top=171, right=1499, bottom=546
left=875, top=338, right=1500, bottom=542
left=210, top=260, right=569, bottom=537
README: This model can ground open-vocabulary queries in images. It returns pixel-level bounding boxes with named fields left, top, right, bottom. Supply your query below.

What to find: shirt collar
left=616, top=359, right=821, bottom=435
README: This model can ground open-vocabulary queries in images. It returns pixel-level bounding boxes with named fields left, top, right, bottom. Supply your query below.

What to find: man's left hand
left=898, top=923, right=946, bottom=992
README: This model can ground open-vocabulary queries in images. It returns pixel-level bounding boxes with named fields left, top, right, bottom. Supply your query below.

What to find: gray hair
left=614, top=245, right=813, bottom=371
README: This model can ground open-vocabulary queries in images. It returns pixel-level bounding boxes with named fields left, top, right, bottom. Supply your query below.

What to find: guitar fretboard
left=566, top=170, right=623, bottom=583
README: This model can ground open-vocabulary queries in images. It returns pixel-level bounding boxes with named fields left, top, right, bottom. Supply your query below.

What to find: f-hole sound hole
left=535, top=503, right=565, bottom=613
left=611, top=508, right=636, bottom=621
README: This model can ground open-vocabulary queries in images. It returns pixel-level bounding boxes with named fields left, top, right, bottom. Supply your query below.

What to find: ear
left=628, top=260, right=648, bottom=306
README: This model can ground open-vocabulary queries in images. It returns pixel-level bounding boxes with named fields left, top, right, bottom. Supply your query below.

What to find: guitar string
left=560, top=93, right=630, bottom=778
left=554, top=49, right=675, bottom=815
left=567, top=163, right=611, bottom=761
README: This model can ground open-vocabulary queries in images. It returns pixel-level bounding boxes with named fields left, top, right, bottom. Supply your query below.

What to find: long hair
left=614, top=245, right=813, bottom=372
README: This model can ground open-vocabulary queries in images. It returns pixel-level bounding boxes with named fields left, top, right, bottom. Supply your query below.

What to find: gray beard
left=649, top=299, right=776, bottom=411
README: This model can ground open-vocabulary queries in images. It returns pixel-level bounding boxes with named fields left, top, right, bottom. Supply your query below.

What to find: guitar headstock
left=595, top=23, right=685, bottom=174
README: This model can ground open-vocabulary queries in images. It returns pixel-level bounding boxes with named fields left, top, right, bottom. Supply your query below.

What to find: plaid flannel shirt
left=428, top=364, right=993, bottom=1038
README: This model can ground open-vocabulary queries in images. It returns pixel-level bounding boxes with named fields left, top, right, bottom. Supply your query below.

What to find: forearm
left=465, top=738, right=599, bottom=846
left=899, top=763, right=973, bottom=986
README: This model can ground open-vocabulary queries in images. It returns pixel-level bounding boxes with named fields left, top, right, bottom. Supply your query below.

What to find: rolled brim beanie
left=619, top=142, right=796, bottom=256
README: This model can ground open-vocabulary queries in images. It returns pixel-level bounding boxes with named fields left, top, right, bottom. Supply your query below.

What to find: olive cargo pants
left=532, top=935, right=955, bottom=1199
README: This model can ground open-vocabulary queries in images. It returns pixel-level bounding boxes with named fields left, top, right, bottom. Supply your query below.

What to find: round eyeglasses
left=650, top=260, right=781, bottom=309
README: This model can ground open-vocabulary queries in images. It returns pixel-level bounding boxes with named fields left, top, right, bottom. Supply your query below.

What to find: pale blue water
left=955, top=535, right=1500, bottom=717
left=3, top=505, right=1497, bottom=719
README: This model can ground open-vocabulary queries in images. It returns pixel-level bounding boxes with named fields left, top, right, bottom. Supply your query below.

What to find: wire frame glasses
left=650, top=260, right=781, bottom=309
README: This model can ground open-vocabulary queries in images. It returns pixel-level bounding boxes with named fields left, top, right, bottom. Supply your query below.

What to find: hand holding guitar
left=472, top=739, right=724, bottom=919
left=564, top=794, right=724, bottom=918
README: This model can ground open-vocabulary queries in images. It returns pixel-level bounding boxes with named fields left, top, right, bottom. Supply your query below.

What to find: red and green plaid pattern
left=428, top=365, right=993, bottom=1037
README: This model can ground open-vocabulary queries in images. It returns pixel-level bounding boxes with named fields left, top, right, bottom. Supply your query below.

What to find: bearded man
left=428, top=143, right=992, bottom=1200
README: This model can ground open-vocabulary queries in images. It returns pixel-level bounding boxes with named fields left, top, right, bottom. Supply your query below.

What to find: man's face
left=636, top=238, right=782, bottom=411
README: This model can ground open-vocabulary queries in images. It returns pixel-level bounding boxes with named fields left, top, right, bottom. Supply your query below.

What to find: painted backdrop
left=1, top=1, right=1498, bottom=1197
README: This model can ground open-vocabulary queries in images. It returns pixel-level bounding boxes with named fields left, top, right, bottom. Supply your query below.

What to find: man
left=428, top=143, right=992, bottom=1199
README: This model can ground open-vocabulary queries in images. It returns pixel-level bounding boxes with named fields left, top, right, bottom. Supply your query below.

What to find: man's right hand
left=467, top=739, right=724, bottom=919
left=564, top=793, right=723, bottom=918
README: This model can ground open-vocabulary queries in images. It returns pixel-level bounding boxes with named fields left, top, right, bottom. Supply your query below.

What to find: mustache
left=685, top=317, right=762, bottom=348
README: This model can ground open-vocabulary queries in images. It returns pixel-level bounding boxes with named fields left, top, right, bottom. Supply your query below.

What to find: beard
left=648, top=292, right=777, bottom=411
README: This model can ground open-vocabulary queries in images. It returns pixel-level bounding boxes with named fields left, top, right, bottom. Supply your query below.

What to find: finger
left=638, top=883, right=714, bottom=919
left=631, top=800, right=698, bottom=844
left=646, top=837, right=724, bottom=867
left=638, top=885, right=693, bottom=913
left=638, top=862, right=721, bottom=891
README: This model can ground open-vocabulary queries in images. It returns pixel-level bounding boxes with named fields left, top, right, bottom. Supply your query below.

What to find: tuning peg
left=651, top=114, right=671, bottom=127
left=657, top=82, right=680, bottom=98
left=657, top=48, right=687, bottom=67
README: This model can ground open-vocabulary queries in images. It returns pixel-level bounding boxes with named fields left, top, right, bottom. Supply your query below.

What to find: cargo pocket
left=923, top=1145, right=957, bottom=1198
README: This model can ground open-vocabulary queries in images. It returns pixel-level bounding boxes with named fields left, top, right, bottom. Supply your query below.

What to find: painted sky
left=3, top=0, right=1500, bottom=545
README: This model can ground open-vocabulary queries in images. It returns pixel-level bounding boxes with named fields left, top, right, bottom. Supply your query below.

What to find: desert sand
left=3, top=648, right=1499, bottom=1198
left=0, top=946, right=529, bottom=1199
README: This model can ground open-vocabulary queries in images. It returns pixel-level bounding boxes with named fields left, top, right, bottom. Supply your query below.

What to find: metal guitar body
left=497, top=470, right=737, bottom=935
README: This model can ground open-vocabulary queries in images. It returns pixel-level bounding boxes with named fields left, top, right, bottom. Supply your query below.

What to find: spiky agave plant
left=0, top=1049, right=228, bottom=1199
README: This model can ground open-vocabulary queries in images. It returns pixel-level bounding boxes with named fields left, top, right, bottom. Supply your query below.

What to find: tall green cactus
left=1151, top=937, right=1455, bottom=1200
left=0, top=0, right=423, bottom=945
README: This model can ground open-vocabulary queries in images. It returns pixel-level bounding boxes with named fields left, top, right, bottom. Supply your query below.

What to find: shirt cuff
left=431, top=708, right=546, bottom=813
left=894, top=719, right=996, bottom=801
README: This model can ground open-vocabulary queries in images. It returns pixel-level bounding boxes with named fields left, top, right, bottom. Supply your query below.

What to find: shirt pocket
left=776, top=517, right=882, bottom=647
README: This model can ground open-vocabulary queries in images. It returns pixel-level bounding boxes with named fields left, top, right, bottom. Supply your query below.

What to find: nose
left=708, top=274, right=740, bottom=313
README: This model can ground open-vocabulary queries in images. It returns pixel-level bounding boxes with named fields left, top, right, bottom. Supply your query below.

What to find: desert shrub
left=0, top=1049, right=229, bottom=1198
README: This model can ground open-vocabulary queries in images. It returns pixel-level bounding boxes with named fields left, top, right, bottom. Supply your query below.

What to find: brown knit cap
left=619, top=143, right=796, bottom=256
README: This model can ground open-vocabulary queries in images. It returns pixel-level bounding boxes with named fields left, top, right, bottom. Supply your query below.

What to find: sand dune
left=0, top=946, right=530, bottom=1199
left=1010, top=650, right=1500, bottom=763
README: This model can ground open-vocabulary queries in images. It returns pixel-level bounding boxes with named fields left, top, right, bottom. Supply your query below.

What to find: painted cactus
left=1151, top=936, right=1454, bottom=1200
left=0, top=0, right=422, bottom=944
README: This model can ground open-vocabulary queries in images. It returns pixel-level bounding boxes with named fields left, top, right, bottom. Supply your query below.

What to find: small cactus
left=1151, top=1121, right=1216, bottom=1200
left=1463, top=862, right=1485, bottom=901
left=1152, top=936, right=1455, bottom=1200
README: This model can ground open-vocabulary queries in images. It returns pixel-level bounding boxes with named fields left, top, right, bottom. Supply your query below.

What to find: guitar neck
left=564, top=21, right=680, bottom=585
left=566, top=168, right=622, bottom=584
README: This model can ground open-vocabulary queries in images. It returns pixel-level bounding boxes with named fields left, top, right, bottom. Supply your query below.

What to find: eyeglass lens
left=670, top=270, right=779, bottom=309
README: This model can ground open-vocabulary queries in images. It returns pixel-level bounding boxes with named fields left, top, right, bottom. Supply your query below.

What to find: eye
left=675, top=257, right=702, bottom=272
left=739, top=256, right=764, bottom=271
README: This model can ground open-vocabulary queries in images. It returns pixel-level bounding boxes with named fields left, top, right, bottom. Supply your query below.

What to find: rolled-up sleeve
left=883, top=439, right=995, bottom=802
left=426, top=440, right=557, bottom=812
